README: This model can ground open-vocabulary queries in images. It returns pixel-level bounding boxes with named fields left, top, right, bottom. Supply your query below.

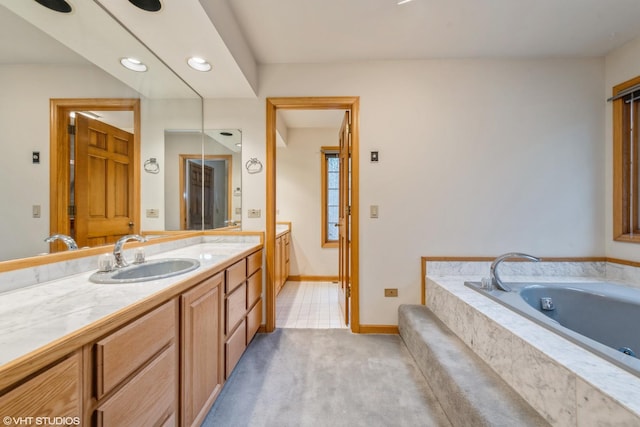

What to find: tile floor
left=276, top=281, right=348, bottom=329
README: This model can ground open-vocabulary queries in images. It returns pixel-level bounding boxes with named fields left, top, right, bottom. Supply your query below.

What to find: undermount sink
left=90, top=258, right=200, bottom=284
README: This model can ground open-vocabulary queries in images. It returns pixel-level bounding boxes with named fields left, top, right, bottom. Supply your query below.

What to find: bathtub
left=464, top=280, right=640, bottom=378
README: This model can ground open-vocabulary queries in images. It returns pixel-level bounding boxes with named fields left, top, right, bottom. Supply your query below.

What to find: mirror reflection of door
left=180, top=155, right=232, bottom=230
left=50, top=99, right=139, bottom=254
left=74, top=114, right=135, bottom=247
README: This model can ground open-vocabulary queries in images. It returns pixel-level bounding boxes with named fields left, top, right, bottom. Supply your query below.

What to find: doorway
left=49, top=98, right=140, bottom=251
left=265, top=97, right=360, bottom=333
left=179, top=154, right=233, bottom=230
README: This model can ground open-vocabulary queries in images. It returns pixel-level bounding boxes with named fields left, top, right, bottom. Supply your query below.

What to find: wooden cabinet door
left=181, top=272, right=224, bottom=427
left=0, top=352, right=81, bottom=423
left=275, top=236, right=283, bottom=294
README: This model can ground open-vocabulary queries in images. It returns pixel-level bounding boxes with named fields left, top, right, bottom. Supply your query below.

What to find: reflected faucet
left=490, top=252, right=541, bottom=292
left=44, top=234, right=78, bottom=250
left=113, top=234, right=147, bottom=268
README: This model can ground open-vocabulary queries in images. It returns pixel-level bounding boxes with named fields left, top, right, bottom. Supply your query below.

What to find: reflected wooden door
left=185, top=161, right=215, bottom=230
left=75, top=115, right=135, bottom=247
left=337, top=111, right=351, bottom=326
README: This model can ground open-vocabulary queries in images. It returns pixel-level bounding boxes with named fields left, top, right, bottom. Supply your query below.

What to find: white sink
left=90, top=258, right=200, bottom=284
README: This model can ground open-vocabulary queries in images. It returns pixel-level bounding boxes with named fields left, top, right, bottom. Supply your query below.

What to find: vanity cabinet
left=181, top=272, right=224, bottom=427
left=91, top=299, right=178, bottom=426
left=275, top=231, right=290, bottom=295
left=0, top=244, right=264, bottom=427
left=224, top=249, right=263, bottom=378
left=0, top=352, right=81, bottom=422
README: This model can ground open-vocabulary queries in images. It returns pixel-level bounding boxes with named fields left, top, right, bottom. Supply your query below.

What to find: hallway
left=276, top=281, right=347, bottom=329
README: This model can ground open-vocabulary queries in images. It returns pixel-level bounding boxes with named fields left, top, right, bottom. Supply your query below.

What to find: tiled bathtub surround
left=425, top=260, right=640, bottom=426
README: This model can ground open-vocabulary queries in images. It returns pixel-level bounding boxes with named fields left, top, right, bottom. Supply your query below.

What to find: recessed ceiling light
left=34, top=0, right=72, bottom=13
left=128, top=0, right=161, bottom=12
left=187, top=57, right=212, bottom=72
left=397, top=0, right=413, bottom=4
left=120, top=57, right=148, bottom=72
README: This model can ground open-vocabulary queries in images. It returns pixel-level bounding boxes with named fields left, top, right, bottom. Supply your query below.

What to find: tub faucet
left=44, top=234, right=78, bottom=250
left=490, top=252, right=541, bottom=292
left=113, top=234, right=147, bottom=268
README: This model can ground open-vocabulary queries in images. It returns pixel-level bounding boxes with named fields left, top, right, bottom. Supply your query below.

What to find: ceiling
left=4, top=0, right=640, bottom=128
left=227, top=0, right=640, bottom=63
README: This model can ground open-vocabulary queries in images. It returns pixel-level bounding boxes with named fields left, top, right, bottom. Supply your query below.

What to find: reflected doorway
left=180, top=155, right=232, bottom=230
left=49, top=98, right=140, bottom=253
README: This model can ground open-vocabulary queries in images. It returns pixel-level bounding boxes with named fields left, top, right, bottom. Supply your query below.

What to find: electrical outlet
left=384, top=288, right=398, bottom=297
left=248, top=209, right=261, bottom=218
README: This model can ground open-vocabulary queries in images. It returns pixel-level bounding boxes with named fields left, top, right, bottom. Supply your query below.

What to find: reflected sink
left=90, top=258, right=200, bottom=284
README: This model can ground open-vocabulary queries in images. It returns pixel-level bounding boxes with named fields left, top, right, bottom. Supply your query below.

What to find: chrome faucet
left=44, top=234, right=78, bottom=250
left=490, top=252, right=541, bottom=292
left=113, top=234, right=147, bottom=268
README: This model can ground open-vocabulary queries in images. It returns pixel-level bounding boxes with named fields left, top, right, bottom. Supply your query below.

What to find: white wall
left=208, top=58, right=605, bottom=326
left=277, top=128, right=339, bottom=277
left=140, top=98, right=203, bottom=231
left=605, top=37, right=640, bottom=261
left=202, top=99, right=265, bottom=230
left=0, top=64, right=139, bottom=260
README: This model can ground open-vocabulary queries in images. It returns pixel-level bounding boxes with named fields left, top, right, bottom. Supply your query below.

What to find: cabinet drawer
left=247, top=269, right=262, bottom=308
left=0, top=352, right=81, bottom=420
left=95, top=300, right=176, bottom=398
left=226, top=259, right=247, bottom=293
left=226, top=283, right=246, bottom=335
left=246, top=300, right=262, bottom=344
left=225, top=320, right=246, bottom=378
left=247, top=250, right=263, bottom=276
left=95, top=344, right=176, bottom=427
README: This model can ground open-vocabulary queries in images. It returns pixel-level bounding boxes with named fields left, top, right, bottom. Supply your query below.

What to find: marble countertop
left=0, top=240, right=261, bottom=369
left=276, top=223, right=290, bottom=237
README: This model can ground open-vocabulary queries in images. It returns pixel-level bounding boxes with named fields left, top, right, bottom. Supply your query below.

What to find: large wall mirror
left=0, top=1, right=241, bottom=262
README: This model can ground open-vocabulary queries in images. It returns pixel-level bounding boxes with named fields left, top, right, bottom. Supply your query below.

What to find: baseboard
left=287, top=275, right=339, bottom=282
left=358, top=324, right=399, bottom=334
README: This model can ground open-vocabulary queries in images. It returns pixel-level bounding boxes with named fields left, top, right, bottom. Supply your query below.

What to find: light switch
left=32, top=205, right=41, bottom=218
left=370, top=205, right=379, bottom=219
left=248, top=209, right=261, bottom=218
left=146, top=208, right=160, bottom=218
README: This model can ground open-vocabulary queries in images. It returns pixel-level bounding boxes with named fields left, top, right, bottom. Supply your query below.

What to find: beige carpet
left=202, top=328, right=451, bottom=427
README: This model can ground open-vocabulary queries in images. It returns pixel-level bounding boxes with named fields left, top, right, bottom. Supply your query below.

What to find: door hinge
left=67, top=205, right=76, bottom=216
left=347, top=205, right=351, bottom=216
left=67, top=124, right=75, bottom=135
left=346, top=285, right=351, bottom=298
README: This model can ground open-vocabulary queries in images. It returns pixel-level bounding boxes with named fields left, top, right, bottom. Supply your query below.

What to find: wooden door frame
left=179, top=154, right=233, bottom=230
left=50, top=98, right=140, bottom=247
left=265, top=96, right=360, bottom=333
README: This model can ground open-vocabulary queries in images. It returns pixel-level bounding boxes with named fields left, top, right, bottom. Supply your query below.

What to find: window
left=613, top=75, right=640, bottom=242
left=322, top=147, right=340, bottom=247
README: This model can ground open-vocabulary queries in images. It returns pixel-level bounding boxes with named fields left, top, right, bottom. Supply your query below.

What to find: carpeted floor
left=202, top=329, right=451, bottom=427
